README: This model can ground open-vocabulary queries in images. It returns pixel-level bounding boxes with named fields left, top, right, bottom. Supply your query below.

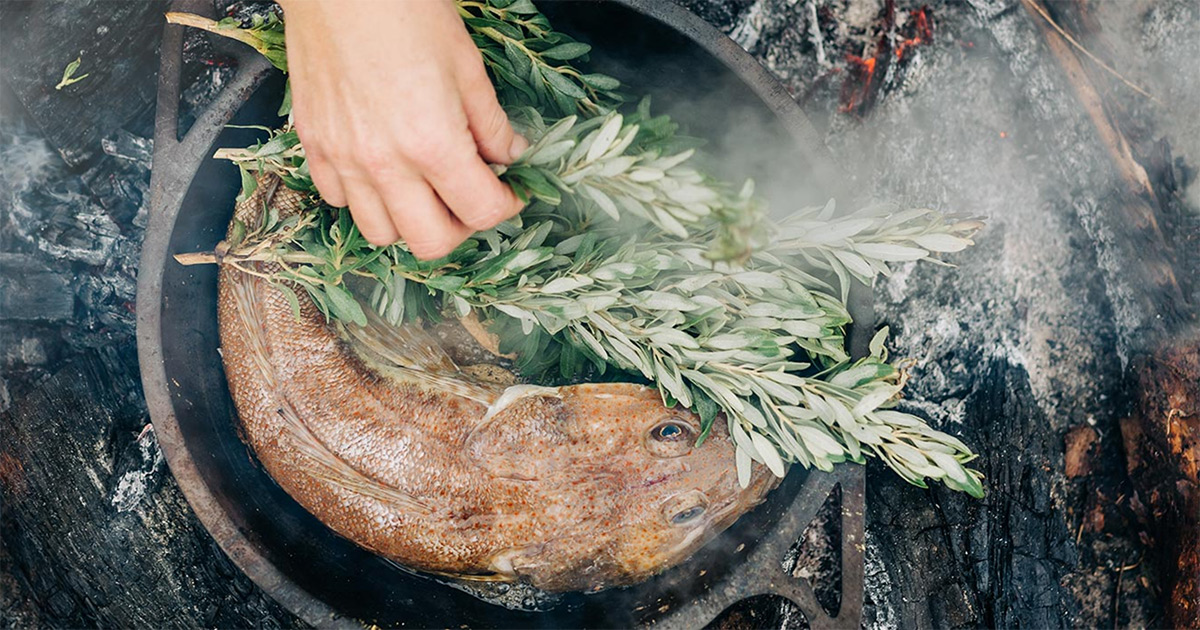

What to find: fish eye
left=651, top=421, right=690, bottom=442
left=670, top=505, right=706, bottom=525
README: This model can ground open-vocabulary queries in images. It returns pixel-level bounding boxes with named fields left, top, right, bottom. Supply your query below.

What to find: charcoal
left=0, top=1, right=165, bottom=167
left=0, top=254, right=74, bottom=322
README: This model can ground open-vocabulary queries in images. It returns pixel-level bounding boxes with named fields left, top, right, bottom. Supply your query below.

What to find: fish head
left=552, top=383, right=778, bottom=588
left=471, top=382, right=778, bottom=591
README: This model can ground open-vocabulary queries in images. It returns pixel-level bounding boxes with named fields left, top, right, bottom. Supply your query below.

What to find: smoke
left=654, top=0, right=1199, bottom=627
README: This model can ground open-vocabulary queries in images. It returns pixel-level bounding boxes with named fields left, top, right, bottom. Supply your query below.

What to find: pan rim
left=136, top=1, right=844, bottom=627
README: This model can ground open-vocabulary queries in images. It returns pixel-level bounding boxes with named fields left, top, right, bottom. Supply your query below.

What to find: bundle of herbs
left=170, top=0, right=985, bottom=497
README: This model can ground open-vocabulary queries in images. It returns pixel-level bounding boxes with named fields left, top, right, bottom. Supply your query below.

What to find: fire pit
left=4, top=0, right=1196, bottom=627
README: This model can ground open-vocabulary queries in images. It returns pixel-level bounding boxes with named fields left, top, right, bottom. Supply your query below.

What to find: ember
left=839, top=1, right=934, bottom=115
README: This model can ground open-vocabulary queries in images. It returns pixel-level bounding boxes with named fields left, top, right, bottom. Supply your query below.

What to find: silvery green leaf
left=752, top=378, right=801, bottom=405
left=674, top=273, right=723, bottom=292
left=541, top=41, right=592, bottom=60
left=647, top=327, right=700, bottom=349
left=760, top=370, right=808, bottom=388
left=852, top=384, right=900, bottom=417
left=832, top=250, right=875, bottom=279
left=740, top=404, right=767, bottom=429
left=843, top=431, right=862, bottom=461
left=592, top=262, right=638, bottom=281
left=794, top=218, right=874, bottom=245
left=540, top=275, right=593, bottom=294
left=817, top=198, right=837, bottom=220
left=652, top=207, right=690, bottom=238
left=542, top=67, right=587, bottom=99
left=729, top=418, right=757, bottom=456
left=572, top=324, right=609, bottom=360
left=848, top=422, right=884, bottom=445
left=537, top=114, right=578, bottom=146
left=493, top=303, right=533, bottom=322
left=452, top=295, right=471, bottom=317
left=637, top=291, right=700, bottom=312
left=647, top=149, right=694, bottom=171
left=910, top=438, right=962, bottom=455
left=743, top=303, right=785, bottom=318
left=737, top=317, right=781, bottom=330
left=586, top=113, right=623, bottom=163
left=854, top=242, right=929, bottom=261
left=912, top=232, right=971, bottom=252
left=605, top=126, right=640, bottom=160
left=872, top=409, right=925, bottom=428
left=736, top=445, right=753, bottom=488
left=685, top=371, right=743, bottom=412
left=779, top=405, right=820, bottom=421
left=781, top=320, right=824, bottom=338
left=731, top=271, right=787, bottom=290
left=526, top=140, right=576, bottom=166
left=829, top=364, right=881, bottom=389
left=666, top=184, right=718, bottom=205
left=797, top=425, right=843, bottom=458
left=506, top=248, right=552, bottom=272
left=704, top=332, right=755, bottom=350
left=655, top=357, right=690, bottom=405
left=869, top=326, right=890, bottom=358
left=606, top=333, right=650, bottom=374
left=582, top=185, right=620, bottom=220
left=749, top=429, right=786, bottom=477
left=628, top=168, right=664, bottom=182
left=887, top=443, right=944, bottom=478
left=598, top=155, right=638, bottom=177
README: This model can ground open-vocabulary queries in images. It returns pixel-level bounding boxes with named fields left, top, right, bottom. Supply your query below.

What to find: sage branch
left=174, top=0, right=986, bottom=497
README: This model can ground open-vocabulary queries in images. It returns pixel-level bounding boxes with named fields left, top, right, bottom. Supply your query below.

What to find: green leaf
left=55, top=56, right=89, bottom=90
left=503, top=39, right=533, bottom=79
left=237, top=166, right=258, bottom=203
left=424, top=274, right=468, bottom=293
left=541, top=67, right=587, bottom=99
left=540, top=42, right=591, bottom=60
left=506, top=0, right=539, bottom=15
left=580, top=73, right=620, bottom=90
left=323, top=283, right=367, bottom=326
left=275, top=282, right=304, bottom=321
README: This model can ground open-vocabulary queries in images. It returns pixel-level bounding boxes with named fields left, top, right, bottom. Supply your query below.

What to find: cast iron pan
left=137, top=1, right=868, bottom=627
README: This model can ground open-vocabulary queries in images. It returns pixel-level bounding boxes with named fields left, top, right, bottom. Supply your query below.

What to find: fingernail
left=508, top=134, right=529, bottom=162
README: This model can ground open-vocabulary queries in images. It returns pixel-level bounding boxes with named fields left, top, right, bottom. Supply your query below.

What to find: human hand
left=277, top=0, right=528, bottom=259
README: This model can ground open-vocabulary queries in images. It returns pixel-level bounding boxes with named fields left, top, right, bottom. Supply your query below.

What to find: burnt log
left=0, top=351, right=301, bottom=628
left=0, top=1, right=167, bottom=167
left=1122, top=339, right=1200, bottom=626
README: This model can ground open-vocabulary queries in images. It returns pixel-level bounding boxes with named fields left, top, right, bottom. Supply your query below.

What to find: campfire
left=0, top=0, right=1197, bottom=627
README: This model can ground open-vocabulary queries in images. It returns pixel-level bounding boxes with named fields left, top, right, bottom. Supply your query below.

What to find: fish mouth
left=708, top=465, right=777, bottom=525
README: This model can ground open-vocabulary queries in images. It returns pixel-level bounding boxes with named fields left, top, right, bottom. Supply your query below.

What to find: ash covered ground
left=4, top=0, right=1199, bottom=628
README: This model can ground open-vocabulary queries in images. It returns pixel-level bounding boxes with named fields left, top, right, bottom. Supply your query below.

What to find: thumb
left=459, top=63, right=528, bottom=164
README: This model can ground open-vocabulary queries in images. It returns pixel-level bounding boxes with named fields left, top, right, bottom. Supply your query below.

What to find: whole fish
left=216, top=180, right=777, bottom=592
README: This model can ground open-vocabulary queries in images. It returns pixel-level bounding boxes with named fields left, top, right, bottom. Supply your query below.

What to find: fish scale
left=215, top=175, right=778, bottom=592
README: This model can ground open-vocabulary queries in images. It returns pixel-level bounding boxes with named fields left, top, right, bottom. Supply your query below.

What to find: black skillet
left=137, top=1, right=868, bottom=627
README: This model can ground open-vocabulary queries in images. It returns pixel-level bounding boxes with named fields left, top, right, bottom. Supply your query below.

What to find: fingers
left=421, top=142, right=526, bottom=231
left=374, top=177, right=473, bottom=260
left=342, top=179, right=399, bottom=247
left=305, top=145, right=348, bottom=208
left=458, top=57, right=528, bottom=164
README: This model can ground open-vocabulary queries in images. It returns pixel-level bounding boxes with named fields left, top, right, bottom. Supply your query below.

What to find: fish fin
left=342, top=307, right=505, bottom=405
left=227, top=272, right=432, bottom=515
left=273, top=399, right=433, bottom=514
left=380, top=558, right=516, bottom=584
left=421, top=569, right=515, bottom=583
